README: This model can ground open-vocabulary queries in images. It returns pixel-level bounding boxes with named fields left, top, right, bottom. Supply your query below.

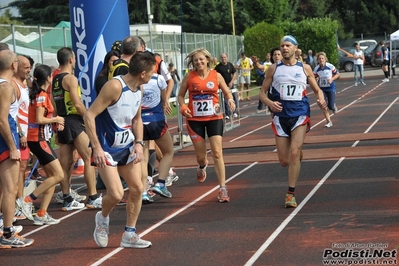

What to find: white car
left=352, top=39, right=377, bottom=50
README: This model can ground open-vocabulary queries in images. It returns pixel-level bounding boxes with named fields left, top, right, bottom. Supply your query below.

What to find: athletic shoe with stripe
left=151, top=183, right=172, bottom=198
left=33, top=213, right=60, bottom=226
left=86, top=194, right=102, bottom=209
left=120, top=232, right=152, bottom=248
left=19, top=200, right=34, bottom=221
left=62, top=199, right=85, bottom=211
left=0, top=233, right=34, bottom=248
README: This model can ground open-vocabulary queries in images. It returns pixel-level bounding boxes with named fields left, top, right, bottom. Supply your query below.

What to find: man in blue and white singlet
left=259, top=35, right=327, bottom=209
left=84, top=51, right=156, bottom=249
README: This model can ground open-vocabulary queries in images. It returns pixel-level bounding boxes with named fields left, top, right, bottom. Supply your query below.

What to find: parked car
left=363, top=44, right=376, bottom=65
left=370, top=40, right=399, bottom=66
left=352, top=39, right=377, bottom=50
left=338, top=47, right=358, bottom=72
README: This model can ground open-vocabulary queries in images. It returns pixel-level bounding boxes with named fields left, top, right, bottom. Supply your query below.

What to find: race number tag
left=319, top=78, right=329, bottom=87
left=44, top=124, right=52, bottom=141
left=193, top=99, right=214, bottom=116
left=112, top=129, right=134, bottom=148
left=279, top=84, right=304, bottom=101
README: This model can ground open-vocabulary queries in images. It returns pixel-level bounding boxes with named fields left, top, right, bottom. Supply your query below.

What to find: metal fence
left=0, top=24, right=244, bottom=77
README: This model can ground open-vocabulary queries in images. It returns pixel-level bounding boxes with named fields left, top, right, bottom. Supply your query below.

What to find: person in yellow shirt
left=235, top=52, right=253, bottom=101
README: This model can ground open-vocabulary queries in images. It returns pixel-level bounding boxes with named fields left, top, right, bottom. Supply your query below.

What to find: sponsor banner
left=69, top=0, right=129, bottom=108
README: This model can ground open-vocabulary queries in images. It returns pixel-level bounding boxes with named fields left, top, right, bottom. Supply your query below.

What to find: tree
left=241, top=0, right=289, bottom=24
left=18, top=0, right=69, bottom=26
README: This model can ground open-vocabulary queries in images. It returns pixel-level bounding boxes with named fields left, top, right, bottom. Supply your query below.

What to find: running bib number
left=44, top=124, right=52, bottom=141
left=193, top=99, right=213, bottom=116
left=279, top=84, right=304, bottom=101
left=319, top=78, right=329, bottom=87
left=112, top=129, right=134, bottom=148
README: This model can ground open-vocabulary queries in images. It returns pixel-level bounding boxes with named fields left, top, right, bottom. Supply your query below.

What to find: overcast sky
left=0, top=0, right=21, bottom=16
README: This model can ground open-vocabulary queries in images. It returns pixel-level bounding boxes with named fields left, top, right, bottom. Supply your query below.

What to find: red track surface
left=2, top=75, right=399, bottom=266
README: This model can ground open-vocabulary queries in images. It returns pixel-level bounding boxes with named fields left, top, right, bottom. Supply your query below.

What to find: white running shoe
left=94, top=211, right=109, bottom=248
left=62, top=199, right=85, bottom=211
left=33, top=213, right=60, bottom=226
left=86, top=194, right=102, bottom=209
left=19, top=200, right=34, bottom=221
left=325, top=121, right=333, bottom=128
left=120, top=232, right=152, bottom=248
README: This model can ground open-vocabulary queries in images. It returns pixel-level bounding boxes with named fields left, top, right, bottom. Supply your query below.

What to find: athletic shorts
left=382, top=60, right=390, bottom=66
left=20, top=147, right=30, bottom=161
left=187, top=119, right=223, bottom=142
left=57, top=114, right=85, bottom=145
left=91, top=145, right=136, bottom=167
left=28, top=140, right=57, bottom=166
left=143, top=121, right=168, bottom=141
left=272, top=115, right=310, bottom=137
left=239, top=75, right=251, bottom=84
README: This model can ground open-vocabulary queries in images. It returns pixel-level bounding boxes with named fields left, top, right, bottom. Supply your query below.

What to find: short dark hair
left=379, top=40, right=385, bottom=45
left=0, top=42, right=9, bottom=51
left=57, top=47, right=74, bottom=66
left=128, top=51, right=156, bottom=75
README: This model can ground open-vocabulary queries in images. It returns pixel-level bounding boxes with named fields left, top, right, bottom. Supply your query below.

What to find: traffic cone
left=73, top=156, right=84, bottom=175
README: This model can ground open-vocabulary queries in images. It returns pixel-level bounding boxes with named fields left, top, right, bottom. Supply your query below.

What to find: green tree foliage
left=243, top=22, right=283, bottom=59
left=242, top=0, right=289, bottom=24
left=10, top=0, right=399, bottom=38
left=278, top=17, right=339, bottom=66
left=17, top=0, right=69, bottom=26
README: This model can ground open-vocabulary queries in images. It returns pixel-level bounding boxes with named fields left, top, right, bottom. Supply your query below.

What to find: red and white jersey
left=14, top=80, right=29, bottom=136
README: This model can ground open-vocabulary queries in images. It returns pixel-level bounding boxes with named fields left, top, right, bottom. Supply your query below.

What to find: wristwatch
left=135, top=140, right=145, bottom=147
left=18, top=131, right=25, bottom=138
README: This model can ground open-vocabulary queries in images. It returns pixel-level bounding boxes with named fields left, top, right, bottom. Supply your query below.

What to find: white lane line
left=244, top=158, right=345, bottom=266
left=91, top=162, right=259, bottom=266
left=245, top=84, right=394, bottom=265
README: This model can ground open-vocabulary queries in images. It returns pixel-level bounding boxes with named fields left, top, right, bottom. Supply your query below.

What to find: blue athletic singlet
left=95, top=76, right=141, bottom=158
left=270, top=61, right=309, bottom=118
left=141, top=74, right=167, bottom=123
left=313, top=62, right=338, bottom=92
left=0, top=79, right=20, bottom=158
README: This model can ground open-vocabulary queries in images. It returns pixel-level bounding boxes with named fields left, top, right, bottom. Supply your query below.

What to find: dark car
left=338, top=47, right=355, bottom=72
left=363, top=44, right=376, bottom=65
left=370, top=40, right=399, bottom=66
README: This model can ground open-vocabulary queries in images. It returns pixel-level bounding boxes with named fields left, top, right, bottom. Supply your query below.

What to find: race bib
left=279, top=84, right=304, bottom=101
left=112, top=129, right=134, bottom=148
left=193, top=99, right=214, bottom=116
left=44, top=124, right=52, bottom=141
left=319, top=78, right=329, bottom=87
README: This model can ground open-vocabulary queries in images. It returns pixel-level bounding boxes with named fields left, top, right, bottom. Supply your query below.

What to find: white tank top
left=13, top=79, right=29, bottom=135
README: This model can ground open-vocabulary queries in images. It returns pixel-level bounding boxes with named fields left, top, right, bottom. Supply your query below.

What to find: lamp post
left=146, top=0, right=154, bottom=50
left=230, top=0, right=235, bottom=36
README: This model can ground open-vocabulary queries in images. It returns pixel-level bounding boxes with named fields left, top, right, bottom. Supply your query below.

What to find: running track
left=2, top=74, right=399, bottom=266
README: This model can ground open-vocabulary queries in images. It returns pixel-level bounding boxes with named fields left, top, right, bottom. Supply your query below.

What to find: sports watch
left=18, top=131, right=25, bottom=138
left=135, top=140, right=145, bottom=147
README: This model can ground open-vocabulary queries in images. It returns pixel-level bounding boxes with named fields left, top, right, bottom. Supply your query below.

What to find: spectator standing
left=252, top=53, right=272, bottom=113
left=215, top=53, right=238, bottom=119
left=305, top=50, right=316, bottom=69
left=380, top=41, right=390, bottom=82
left=353, top=44, right=366, bottom=86
left=235, top=52, right=253, bottom=101
left=168, top=62, right=180, bottom=98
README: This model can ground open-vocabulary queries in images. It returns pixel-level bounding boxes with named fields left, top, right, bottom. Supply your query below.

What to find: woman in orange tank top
left=178, top=47, right=236, bottom=203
